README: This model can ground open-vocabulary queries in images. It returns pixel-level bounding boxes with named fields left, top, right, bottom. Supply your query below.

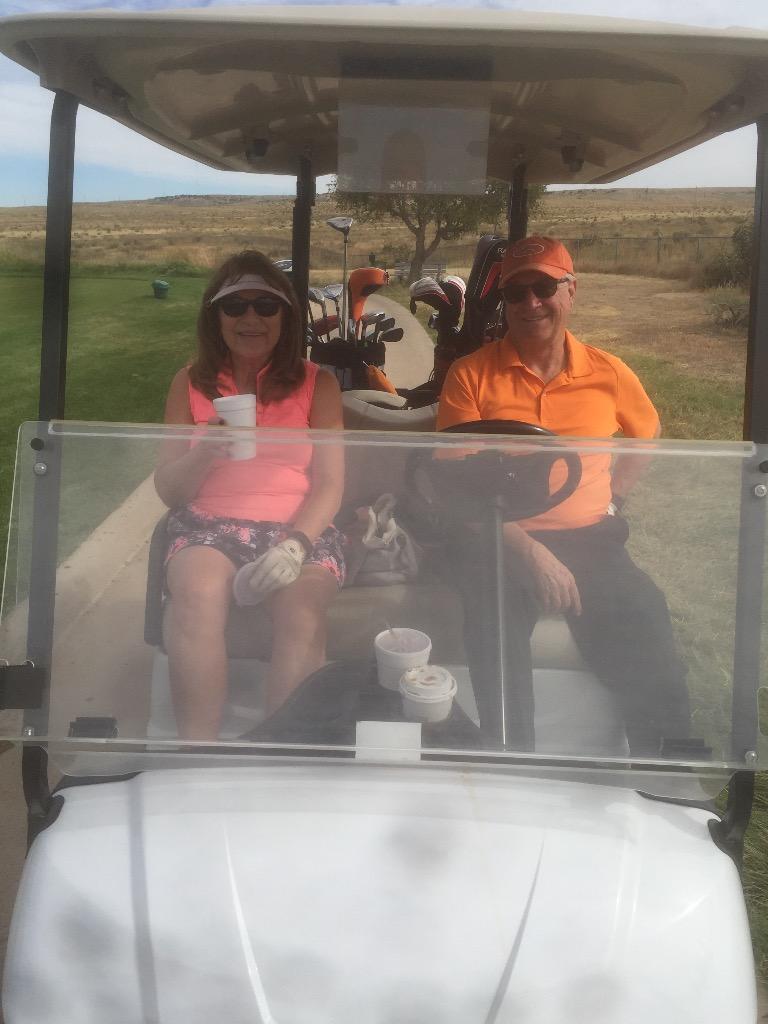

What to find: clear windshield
left=1, top=421, right=765, bottom=785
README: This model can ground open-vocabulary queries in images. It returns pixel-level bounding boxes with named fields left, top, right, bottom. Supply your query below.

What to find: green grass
left=0, top=270, right=201, bottom=540
left=746, top=779, right=768, bottom=982
left=0, top=265, right=766, bottom=984
left=615, top=351, right=744, bottom=442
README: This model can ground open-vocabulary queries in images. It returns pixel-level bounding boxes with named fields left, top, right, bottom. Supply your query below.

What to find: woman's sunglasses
left=501, top=276, right=570, bottom=304
left=217, top=295, right=283, bottom=318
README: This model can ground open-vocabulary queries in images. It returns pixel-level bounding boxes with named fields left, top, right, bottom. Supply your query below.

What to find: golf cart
left=0, top=7, right=767, bottom=1022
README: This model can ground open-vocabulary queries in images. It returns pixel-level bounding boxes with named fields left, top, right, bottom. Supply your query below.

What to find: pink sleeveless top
left=187, top=360, right=318, bottom=523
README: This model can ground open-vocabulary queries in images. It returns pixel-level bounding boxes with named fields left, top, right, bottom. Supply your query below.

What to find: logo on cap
left=510, top=241, right=547, bottom=259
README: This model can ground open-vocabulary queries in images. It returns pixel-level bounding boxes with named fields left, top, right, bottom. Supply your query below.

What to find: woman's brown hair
left=189, top=250, right=306, bottom=403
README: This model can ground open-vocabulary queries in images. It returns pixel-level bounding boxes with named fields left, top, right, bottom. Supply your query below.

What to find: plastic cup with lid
left=399, top=665, right=458, bottom=723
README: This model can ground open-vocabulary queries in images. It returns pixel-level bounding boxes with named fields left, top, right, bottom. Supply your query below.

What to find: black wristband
left=285, top=529, right=313, bottom=556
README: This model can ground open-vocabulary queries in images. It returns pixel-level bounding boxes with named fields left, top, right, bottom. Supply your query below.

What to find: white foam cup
left=374, top=628, right=432, bottom=691
left=399, top=665, right=457, bottom=723
left=212, top=394, right=257, bottom=460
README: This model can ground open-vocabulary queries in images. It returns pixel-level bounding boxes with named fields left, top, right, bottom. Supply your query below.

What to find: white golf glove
left=232, top=538, right=307, bottom=606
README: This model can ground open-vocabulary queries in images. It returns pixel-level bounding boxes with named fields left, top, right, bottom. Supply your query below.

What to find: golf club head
left=321, top=283, right=343, bottom=318
left=326, top=216, right=353, bottom=237
left=379, top=327, right=404, bottom=343
left=441, top=275, right=467, bottom=314
left=358, top=310, right=387, bottom=342
left=309, top=313, right=339, bottom=342
left=308, top=287, right=326, bottom=306
left=348, top=267, right=389, bottom=327
left=466, top=234, right=506, bottom=310
left=361, top=274, right=389, bottom=297
left=409, top=276, right=451, bottom=313
left=359, top=311, right=387, bottom=328
left=377, top=316, right=395, bottom=333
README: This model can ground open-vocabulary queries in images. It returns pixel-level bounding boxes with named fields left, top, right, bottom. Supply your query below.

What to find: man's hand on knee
left=522, top=540, right=582, bottom=616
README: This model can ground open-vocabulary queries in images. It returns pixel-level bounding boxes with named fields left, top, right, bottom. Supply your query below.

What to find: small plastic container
left=152, top=279, right=170, bottom=299
left=399, top=665, right=457, bottom=723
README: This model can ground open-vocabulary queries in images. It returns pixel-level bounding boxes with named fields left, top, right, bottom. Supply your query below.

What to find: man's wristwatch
left=607, top=494, right=626, bottom=516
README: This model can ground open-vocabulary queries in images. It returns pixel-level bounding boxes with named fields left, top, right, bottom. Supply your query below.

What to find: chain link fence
left=425, top=235, right=733, bottom=278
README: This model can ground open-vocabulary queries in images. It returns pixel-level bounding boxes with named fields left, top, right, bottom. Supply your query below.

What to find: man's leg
left=538, top=519, right=690, bottom=756
left=449, top=532, right=539, bottom=750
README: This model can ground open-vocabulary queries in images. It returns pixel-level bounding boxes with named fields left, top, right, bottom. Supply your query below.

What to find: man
left=437, top=235, right=689, bottom=755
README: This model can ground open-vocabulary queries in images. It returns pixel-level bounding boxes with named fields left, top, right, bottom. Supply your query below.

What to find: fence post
left=614, top=237, right=619, bottom=263
left=656, top=236, right=662, bottom=264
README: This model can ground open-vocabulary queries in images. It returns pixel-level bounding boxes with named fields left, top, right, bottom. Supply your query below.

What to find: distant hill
left=0, top=186, right=754, bottom=273
left=146, top=194, right=293, bottom=205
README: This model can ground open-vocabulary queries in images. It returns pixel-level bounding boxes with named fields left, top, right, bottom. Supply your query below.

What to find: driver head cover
left=500, top=236, right=574, bottom=285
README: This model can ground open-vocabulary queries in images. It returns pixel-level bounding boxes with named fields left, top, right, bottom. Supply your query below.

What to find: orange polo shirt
left=436, top=330, right=659, bottom=530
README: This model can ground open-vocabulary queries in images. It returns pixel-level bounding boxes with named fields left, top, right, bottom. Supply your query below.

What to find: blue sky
left=1, top=0, right=768, bottom=205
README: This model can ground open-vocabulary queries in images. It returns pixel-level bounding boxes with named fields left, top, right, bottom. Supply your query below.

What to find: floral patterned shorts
left=165, top=506, right=346, bottom=587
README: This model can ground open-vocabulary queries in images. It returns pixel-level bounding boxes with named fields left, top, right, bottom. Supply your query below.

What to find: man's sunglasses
left=501, top=276, right=570, bottom=304
left=217, top=295, right=283, bottom=318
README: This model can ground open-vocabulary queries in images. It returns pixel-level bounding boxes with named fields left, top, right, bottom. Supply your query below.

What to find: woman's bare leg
left=265, top=565, right=338, bottom=716
left=165, top=546, right=235, bottom=740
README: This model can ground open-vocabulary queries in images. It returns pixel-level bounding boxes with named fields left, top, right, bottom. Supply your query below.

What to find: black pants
left=450, top=516, right=690, bottom=755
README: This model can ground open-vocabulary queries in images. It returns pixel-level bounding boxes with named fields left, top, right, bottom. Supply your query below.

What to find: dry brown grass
left=0, top=187, right=754, bottom=276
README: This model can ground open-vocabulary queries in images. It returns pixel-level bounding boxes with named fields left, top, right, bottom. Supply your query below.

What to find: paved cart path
left=0, top=747, right=25, bottom=1023
left=361, top=294, right=434, bottom=389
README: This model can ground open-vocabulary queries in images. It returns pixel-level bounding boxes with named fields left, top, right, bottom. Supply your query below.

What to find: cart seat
left=341, top=392, right=439, bottom=430
left=158, top=578, right=588, bottom=670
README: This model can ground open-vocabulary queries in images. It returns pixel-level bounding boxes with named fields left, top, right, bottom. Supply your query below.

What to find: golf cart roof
left=2, top=6, right=768, bottom=184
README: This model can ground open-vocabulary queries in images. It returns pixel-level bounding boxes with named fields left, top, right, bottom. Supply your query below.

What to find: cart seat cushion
left=161, top=582, right=587, bottom=670
left=341, top=395, right=438, bottom=431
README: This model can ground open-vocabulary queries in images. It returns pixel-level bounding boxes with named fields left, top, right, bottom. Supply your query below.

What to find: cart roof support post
left=292, top=155, right=315, bottom=351
left=22, top=89, right=78, bottom=846
left=715, top=114, right=768, bottom=862
left=745, top=114, right=768, bottom=444
left=39, top=90, right=77, bottom=420
left=731, top=113, right=768, bottom=758
left=507, top=164, right=528, bottom=242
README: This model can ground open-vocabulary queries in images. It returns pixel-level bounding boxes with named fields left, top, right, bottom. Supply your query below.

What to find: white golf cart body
left=0, top=8, right=767, bottom=1024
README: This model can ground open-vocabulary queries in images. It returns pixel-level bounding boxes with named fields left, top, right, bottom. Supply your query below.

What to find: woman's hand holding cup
left=211, top=394, right=257, bottom=460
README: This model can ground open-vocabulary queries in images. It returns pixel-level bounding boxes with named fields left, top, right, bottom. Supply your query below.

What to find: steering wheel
left=407, top=418, right=582, bottom=524
left=443, top=419, right=553, bottom=437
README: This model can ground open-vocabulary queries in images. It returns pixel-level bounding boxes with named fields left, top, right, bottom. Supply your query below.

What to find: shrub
left=697, top=221, right=752, bottom=288
left=708, top=286, right=750, bottom=329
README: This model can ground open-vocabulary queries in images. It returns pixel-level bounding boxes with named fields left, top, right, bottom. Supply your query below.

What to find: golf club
left=326, top=216, right=353, bottom=340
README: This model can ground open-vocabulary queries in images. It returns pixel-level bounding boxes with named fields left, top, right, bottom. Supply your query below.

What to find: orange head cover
left=348, top=267, right=389, bottom=327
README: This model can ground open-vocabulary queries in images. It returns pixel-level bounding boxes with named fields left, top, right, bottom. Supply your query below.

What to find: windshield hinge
left=68, top=716, right=118, bottom=739
left=0, top=661, right=46, bottom=710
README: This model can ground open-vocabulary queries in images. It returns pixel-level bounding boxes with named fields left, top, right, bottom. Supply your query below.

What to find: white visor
left=209, top=274, right=291, bottom=306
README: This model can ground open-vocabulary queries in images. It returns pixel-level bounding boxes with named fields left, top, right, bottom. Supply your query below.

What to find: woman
left=155, top=251, right=345, bottom=740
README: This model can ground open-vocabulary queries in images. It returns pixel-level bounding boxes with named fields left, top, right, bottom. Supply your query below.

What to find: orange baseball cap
left=500, top=236, right=574, bottom=285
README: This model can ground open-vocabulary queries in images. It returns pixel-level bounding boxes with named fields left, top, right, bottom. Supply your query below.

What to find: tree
left=332, top=180, right=546, bottom=283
